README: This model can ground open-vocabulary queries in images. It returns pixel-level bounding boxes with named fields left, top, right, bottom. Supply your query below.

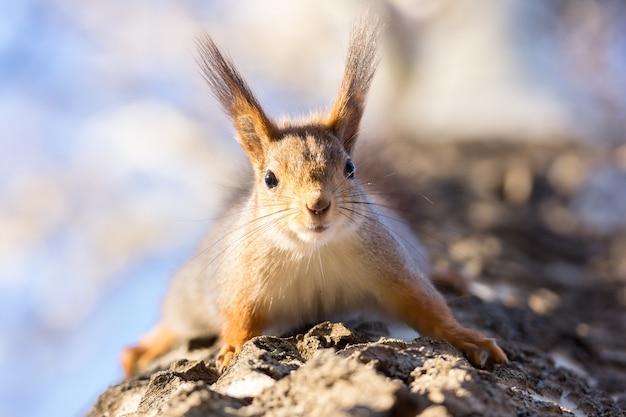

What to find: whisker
left=347, top=202, right=445, bottom=252
left=335, top=179, right=448, bottom=245
left=337, top=205, right=430, bottom=267
left=317, top=243, right=326, bottom=294
left=202, top=212, right=293, bottom=279
left=191, top=207, right=296, bottom=278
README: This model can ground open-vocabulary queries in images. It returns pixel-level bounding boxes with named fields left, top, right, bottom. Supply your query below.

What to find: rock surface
left=88, top=141, right=626, bottom=417
left=88, top=321, right=619, bottom=417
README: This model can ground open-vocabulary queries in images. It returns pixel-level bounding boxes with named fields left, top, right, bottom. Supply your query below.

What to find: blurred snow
left=0, top=1, right=625, bottom=417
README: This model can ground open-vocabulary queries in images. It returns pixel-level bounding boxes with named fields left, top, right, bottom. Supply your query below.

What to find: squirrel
left=121, top=14, right=508, bottom=376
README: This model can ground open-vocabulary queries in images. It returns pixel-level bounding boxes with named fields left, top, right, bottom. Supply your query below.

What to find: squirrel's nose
left=306, top=197, right=331, bottom=216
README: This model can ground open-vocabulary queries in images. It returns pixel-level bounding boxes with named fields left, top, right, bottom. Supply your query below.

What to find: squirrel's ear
left=327, top=14, right=380, bottom=154
left=197, top=35, right=276, bottom=167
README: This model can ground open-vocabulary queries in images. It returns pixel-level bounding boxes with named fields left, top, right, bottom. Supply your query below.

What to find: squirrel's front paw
left=120, top=325, right=175, bottom=377
left=457, top=338, right=508, bottom=370
left=121, top=345, right=147, bottom=377
left=216, top=343, right=240, bottom=373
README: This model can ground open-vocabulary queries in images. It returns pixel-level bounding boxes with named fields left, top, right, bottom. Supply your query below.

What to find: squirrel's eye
left=264, top=170, right=279, bottom=189
left=344, top=159, right=356, bottom=179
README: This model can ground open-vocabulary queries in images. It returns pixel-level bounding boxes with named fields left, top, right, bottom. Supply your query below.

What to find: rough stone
left=87, top=321, right=621, bottom=417
left=244, top=349, right=422, bottom=417
left=213, top=336, right=304, bottom=399
left=87, top=140, right=626, bottom=417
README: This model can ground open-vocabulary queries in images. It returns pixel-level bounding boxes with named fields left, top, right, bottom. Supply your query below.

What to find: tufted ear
left=197, top=35, right=277, bottom=167
left=327, top=13, right=381, bottom=155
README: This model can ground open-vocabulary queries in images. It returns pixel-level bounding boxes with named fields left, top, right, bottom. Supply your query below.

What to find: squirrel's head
left=197, top=15, right=379, bottom=246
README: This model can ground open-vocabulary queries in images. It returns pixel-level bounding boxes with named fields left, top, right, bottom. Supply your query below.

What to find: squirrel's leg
left=217, top=303, right=266, bottom=372
left=120, top=324, right=176, bottom=377
left=378, top=275, right=508, bottom=369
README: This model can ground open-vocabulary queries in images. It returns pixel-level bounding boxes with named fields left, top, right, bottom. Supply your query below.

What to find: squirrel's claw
left=216, top=344, right=239, bottom=373
left=458, top=338, right=508, bottom=370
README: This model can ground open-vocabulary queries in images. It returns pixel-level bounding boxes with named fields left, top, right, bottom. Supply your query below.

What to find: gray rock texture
left=88, top=321, right=620, bottom=417
left=88, top=141, right=626, bottom=417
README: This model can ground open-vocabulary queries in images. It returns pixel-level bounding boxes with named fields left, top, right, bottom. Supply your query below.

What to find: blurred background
left=1, top=0, right=625, bottom=416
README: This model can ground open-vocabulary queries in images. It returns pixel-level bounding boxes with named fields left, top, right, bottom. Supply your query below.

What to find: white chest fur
left=257, top=238, right=379, bottom=333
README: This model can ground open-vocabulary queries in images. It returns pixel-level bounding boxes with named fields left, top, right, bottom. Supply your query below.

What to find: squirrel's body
left=121, top=14, right=507, bottom=375
left=163, top=163, right=430, bottom=338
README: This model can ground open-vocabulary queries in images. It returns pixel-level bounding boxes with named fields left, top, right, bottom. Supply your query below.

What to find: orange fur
left=377, top=274, right=507, bottom=368
left=121, top=325, right=175, bottom=376
left=217, top=298, right=267, bottom=370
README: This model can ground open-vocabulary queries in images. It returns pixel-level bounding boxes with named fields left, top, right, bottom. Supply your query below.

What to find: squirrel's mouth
left=292, top=221, right=337, bottom=244
left=306, top=224, right=330, bottom=233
